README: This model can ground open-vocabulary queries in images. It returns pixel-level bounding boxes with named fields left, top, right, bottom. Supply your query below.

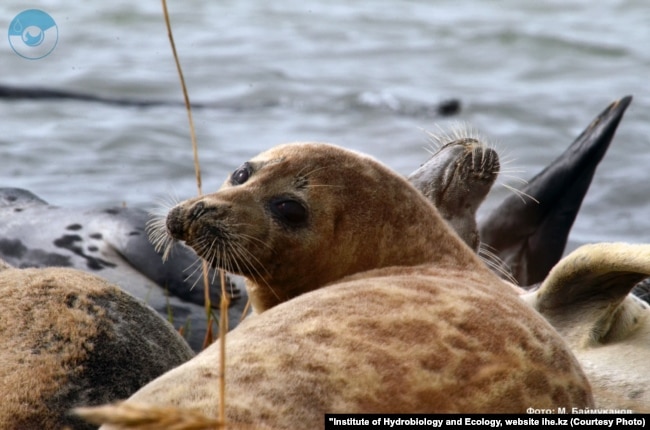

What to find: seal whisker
left=145, top=215, right=176, bottom=261
left=478, top=244, right=518, bottom=285
left=304, top=184, right=345, bottom=189
left=146, top=194, right=184, bottom=260
left=231, top=229, right=275, bottom=252
left=184, top=257, right=209, bottom=291
left=188, top=226, right=273, bottom=293
left=179, top=249, right=206, bottom=276
left=194, top=236, right=222, bottom=267
left=419, top=128, right=442, bottom=151
left=496, top=158, right=521, bottom=169
left=497, top=167, right=528, bottom=175
left=422, top=144, right=437, bottom=156
left=154, top=192, right=182, bottom=213
left=227, top=241, right=281, bottom=302
left=229, top=241, right=273, bottom=285
left=498, top=174, right=530, bottom=185
left=500, top=183, right=540, bottom=204
left=296, top=164, right=325, bottom=178
left=422, top=122, right=480, bottom=149
left=298, top=165, right=331, bottom=181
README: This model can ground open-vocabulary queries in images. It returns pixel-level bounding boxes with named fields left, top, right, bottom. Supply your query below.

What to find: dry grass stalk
left=161, top=0, right=229, bottom=426
left=74, top=403, right=224, bottom=430
left=218, top=270, right=229, bottom=422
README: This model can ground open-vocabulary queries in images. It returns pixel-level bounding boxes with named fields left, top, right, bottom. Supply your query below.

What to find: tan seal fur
left=0, top=266, right=194, bottom=430
left=522, top=243, right=650, bottom=412
left=83, top=142, right=592, bottom=429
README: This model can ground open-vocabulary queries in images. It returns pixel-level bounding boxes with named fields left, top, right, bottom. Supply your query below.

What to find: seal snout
left=471, top=146, right=500, bottom=178
left=166, top=200, right=215, bottom=242
left=166, top=205, right=188, bottom=241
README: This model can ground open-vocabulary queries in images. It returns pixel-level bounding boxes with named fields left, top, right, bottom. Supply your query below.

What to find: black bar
left=324, top=414, right=647, bottom=429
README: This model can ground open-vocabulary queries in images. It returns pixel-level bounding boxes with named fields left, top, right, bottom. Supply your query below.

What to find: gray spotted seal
left=79, top=142, right=592, bottom=429
left=0, top=262, right=194, bottom=429
left=0, top=188, right=246, bottom=352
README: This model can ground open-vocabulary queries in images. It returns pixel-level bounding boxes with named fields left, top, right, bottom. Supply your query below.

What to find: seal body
left=523, top=243, right=650, bottom=412
left=87, top=142, right=593, bottom=429
left=0, top=265, right=194, bottom=429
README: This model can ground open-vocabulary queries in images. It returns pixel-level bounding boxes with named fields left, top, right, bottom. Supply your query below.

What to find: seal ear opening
left=525, top=243, right=650, bottom=344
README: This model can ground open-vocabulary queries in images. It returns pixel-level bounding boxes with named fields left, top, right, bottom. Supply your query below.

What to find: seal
left=79, top=142, right=592, bottom=429
left=0, top=263, right=195, bottom=429
left=0, top=188, right=247, bottom=352
left=479, top=95, right=633, bottom=287
left=521, top=243, right=650, bottom=412
left=407, top=128, right=499, bottom=252
left=0, top=83, right=461, bottom=116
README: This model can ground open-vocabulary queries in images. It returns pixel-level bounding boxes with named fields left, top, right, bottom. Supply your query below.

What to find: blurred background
left=0, top=0, right=648, bottom=251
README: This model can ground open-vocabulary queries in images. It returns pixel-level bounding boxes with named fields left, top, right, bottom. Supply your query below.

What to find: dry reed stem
left=74, top=403, right=224, bottom=430
left=160, top=0, right=202, bottom=195
left=219, top=270, right=229, bottom=422
left=75, top=403, right=273, bottom=430
left=161, top=0, right=228, bottom=426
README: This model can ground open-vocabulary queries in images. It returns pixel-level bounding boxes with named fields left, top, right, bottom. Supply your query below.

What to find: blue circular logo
left=8, top=9, right=58, bottom=60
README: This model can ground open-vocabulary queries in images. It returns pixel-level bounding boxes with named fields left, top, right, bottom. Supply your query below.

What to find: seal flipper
left=523, top=243, right=650, bottom=346
left=479, top=95, right=633, bottom=286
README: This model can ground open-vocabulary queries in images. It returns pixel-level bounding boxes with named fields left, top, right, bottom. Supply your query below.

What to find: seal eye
left=270, top=198, right=308, bottom=227
left=230, top=163, right=251, bottom=185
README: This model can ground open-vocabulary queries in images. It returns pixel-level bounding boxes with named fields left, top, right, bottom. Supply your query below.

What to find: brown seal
left=0, top=264, right=194, bottom=430
left=80, top=142, right=592, bottom=429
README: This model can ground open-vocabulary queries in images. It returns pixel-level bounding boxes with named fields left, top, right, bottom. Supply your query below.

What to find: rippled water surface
left=1, top=0, right=649, bottom=251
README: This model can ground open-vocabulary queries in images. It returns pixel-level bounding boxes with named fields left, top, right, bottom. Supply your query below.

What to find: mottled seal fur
left=81, top=142, right=592, bottom=429
left=0, top=264, right=194, bottom=429
left=0, top=187, right=246, bottom=351
left=522, top=243, right=650, bottom=412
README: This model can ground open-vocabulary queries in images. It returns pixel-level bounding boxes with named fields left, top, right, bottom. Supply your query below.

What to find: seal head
left=165, top=142, right=478, bottom=312
left=408, top=133, right=499, bottom=251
